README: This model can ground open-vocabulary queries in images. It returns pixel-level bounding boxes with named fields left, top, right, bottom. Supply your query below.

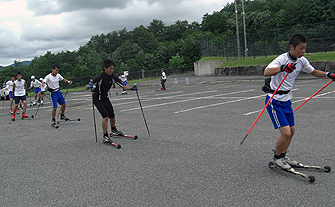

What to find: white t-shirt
left=30, top=79, right=41, bottom=88
left=43, top=73, right=64, bottom=90
left=6, top=80, right=14, bottom=91
left=14, top=79, right=26, bottom=96
left=265, top=52, right=314, bottom=102
left=162, top=72, right=166, bottom=80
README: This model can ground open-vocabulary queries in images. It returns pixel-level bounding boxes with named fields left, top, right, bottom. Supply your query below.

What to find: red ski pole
left=240, top=74, right=288, bottom=145
left=293, top=80, right=333, bottom=112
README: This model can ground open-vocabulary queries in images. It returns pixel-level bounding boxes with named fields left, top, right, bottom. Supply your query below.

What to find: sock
left=111, top=126, right=117, bottom=131
left=52, top=118, right=56, bottom=122
left=61, top=114, right=65, bottom=117
left=103, top=132, right=109, bottom=137
left=280, top=152, right=286, bottom=158
left=274, top=154, right=281, bottom=159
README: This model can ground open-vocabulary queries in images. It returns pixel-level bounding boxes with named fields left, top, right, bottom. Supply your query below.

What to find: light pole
left=242, top=0, right=248, bottom=57
left=235, top=0, right=241, bottom=58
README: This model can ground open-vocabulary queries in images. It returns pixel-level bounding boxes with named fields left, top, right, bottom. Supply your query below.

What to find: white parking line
left=174, top=92, right=263, bottom=114
left=121, top=89, right=255, bottom=112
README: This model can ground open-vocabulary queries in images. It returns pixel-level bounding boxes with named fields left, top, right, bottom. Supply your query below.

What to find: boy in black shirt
left=86, top=59, right=137, bottom=143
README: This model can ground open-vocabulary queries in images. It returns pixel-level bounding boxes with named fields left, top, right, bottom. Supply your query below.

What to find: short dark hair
left=289, top=34, right=307, bottom=48
left=11, top=75, right=15, bottom=78
left=102, top=59, right=115, bottom=71
left=52, top=65, right=59, bottom=70
left=16, top=72, right=22, bottom=76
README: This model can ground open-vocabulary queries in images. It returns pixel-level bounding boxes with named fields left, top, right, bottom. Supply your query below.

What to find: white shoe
left=41, top=100, right=44, bottom=104
left=273, top=158, right=292, bottom=170
left=33, top=101, right=37, bottom=105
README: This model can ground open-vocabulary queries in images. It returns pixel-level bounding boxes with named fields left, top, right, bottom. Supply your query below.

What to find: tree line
left=1, top=0, right=334, bottom=83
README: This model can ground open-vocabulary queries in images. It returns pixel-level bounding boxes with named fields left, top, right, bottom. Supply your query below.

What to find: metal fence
left=201, top=22, right=335, bottom=61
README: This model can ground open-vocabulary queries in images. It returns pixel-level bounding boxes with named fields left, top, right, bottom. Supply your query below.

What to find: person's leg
left=102, top=117, right=109, bottom=134
left=52, top=107, right=57, bottom=120
left=22, top=100, right=27, bottom=114
left=275, top=126, right=295, bottom=156
left=61, top=103, right=66, bottom=114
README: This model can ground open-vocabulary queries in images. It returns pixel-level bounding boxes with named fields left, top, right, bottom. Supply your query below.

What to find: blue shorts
left=34, top=87, right=41, bottom=94
left=49, top=90, right=65, bottom=108
left=14, top=95, right=26, bottom=104
left=266, top=96, right=294, bottom=129
left=9, top=91, right=13, bottom=99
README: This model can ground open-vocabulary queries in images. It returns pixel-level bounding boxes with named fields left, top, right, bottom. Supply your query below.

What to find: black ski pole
left=135, top=87, right=150, bottom=137
left=32, top=102, right=42, bottom=118
left=92, top=93, right=98, bottom=145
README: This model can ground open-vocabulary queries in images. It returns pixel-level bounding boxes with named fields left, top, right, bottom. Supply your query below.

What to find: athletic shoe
left=22, top=113, right=28, bottom=118
left=122, top=91, right=127, bottom=94
left=273, top=158, right=292, bottom=170
left=283, top=156, right=300, bottom=167
left=60, top=115, right=70, bottom=121
left=111, top=127, right=124, bottom=136
left=51, top=121, right=59, bottom=128
left=10, top=108, right=13, bottom=114
left=16, top=109, right=19, bottom=114
left=41, top=100, right=44, bottom=104
left=33, top=101, right=37, bottom=105
left=103, top=134, right=112, bottom=143
left=11, top=114, right=15, bottom=121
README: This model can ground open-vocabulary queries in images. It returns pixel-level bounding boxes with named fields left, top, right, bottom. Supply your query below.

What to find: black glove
left=326, top=72, right=335, bottom=81
left=130, top=85, right=138, bottom=91
left=25, top=92, right=28, bottom=96
left=280, top=63, right=296, bottom=73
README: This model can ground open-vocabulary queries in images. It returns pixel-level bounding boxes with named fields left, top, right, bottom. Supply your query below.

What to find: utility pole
left=235, top=0, right=241, bottom=58
left=242, top=0, right=248, bottom=57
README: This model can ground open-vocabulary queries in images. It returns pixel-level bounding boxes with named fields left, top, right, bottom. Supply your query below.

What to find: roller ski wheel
left=110, top=133, right=138, bottom=140
left=324, top=166, right=331, bottom=173
left=308, top=176, right=316, bottom=183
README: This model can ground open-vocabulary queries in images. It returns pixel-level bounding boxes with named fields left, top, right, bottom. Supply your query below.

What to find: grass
left=198, top=51, right=335, bottom=68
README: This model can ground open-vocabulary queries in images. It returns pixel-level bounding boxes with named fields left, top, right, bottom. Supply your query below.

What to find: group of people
left=3, top=65, right=73, bottom=127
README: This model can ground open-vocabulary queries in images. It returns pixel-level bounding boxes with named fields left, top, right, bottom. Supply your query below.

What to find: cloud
left=0, top=0, right=231, bottom=65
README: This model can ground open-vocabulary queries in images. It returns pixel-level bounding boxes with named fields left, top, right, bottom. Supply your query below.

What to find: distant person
left=264, top=34, right=335, bottom=170
left=39, top=78, right=46, bottom=104
left=42, top=65, right=72, bottom=128
left=11, top=72, right=28, bottom=121
left=160, top=69, right=167, bottom=91
left=119, top=73, right=128, bottom=94
left=5, top=75, right=17, bottom=114
left=29, top=75, right=42, bottom=105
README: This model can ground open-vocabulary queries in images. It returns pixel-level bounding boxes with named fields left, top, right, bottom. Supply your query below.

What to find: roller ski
left=268, top=157, right=331, bottom=183
left=103, top=134, right=121, bottom=149
left=110, top=127, right=138, bottom=139
left=21, top=113, right=34, bottom=120
left=57, top=118, right=81, bottom=124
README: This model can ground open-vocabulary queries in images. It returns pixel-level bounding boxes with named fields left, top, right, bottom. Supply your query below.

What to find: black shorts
left=94, top=100, right=115, bottom=119
left=14, top=95, right=27, bottom=104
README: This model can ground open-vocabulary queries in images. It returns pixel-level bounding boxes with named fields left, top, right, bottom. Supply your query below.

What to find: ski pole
left=92, top=93, right=98, bottom=145
left=293, top=80, right=333, bottom=112
left=240, top=73, right=289, bottom=145
left=32, top=102, right=42, bottom=118
left=135, top=86, right=150, bottom=137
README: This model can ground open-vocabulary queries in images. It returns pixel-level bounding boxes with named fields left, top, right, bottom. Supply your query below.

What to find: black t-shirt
left=92, top=72, right=123, bottom=101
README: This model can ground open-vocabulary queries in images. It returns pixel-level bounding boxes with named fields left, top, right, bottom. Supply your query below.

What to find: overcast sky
left=0, top=0, right=233, bottom=66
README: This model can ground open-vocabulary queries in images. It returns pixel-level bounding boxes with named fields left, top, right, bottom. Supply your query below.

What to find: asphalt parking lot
left=0, top=73, right=334, bottom=206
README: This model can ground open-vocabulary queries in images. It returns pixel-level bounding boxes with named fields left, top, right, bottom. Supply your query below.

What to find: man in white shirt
left=6, top=75, right=16, bottom=114
left=29, top=75, right=42, bottom=105
left=264, top=34, right=335, bottom=170
left=42, top=65, right=72, bottom=128
left=11, top=72, right=28, bottom=121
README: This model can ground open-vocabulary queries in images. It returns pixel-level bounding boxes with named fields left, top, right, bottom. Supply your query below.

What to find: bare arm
left=264, top=67, right=281, bottom=77
left=310, top=70, right=326, bottom=78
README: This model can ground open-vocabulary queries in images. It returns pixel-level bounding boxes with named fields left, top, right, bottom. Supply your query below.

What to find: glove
left=87, top=84, right=93, bottom=89
left=130, top=85, right=138, bottom=91
left=280, top=63, right=296, bottom=73
left=326, top=72, right=335, bottom=81
left=67, top=80, right=72, bottom=85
